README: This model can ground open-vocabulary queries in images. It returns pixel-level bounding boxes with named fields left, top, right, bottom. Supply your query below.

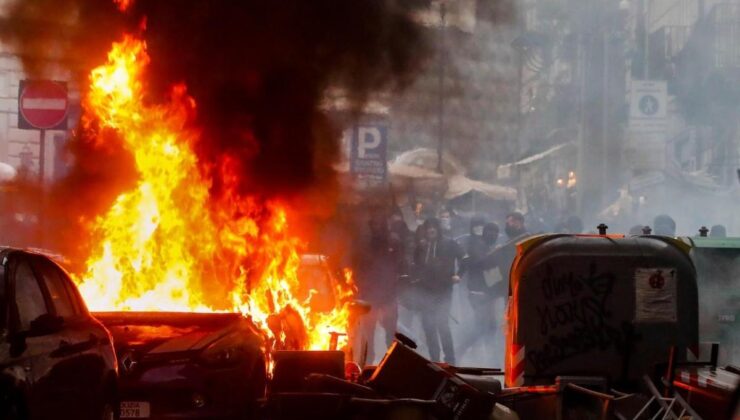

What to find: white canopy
left=391, top=147, right=466, bottom=176
left=445, top=174, right=517, bottom=201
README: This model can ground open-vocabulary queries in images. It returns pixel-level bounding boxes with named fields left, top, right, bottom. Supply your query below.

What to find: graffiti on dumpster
left=527, top=262, right=630, bottom=373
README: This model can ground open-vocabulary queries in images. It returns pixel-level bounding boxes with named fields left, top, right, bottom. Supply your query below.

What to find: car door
left=0, top=250, right=35, bottom=419
left=30, top=255, right=112, bottom=419
left=6, top=252, right=65, bottom=420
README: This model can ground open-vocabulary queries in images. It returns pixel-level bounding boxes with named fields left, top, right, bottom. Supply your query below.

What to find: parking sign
left=349, top=124, right=387, bottom=186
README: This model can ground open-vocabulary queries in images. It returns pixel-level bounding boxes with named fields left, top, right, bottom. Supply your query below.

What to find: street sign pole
left=18, top=80, right=68, bottom=250
left=38, top=129, right=45, bottom=185
left=18, top=79, right=69, bottom=186
left=39, top=128, right=46, bottom=248
left=436, top=3, right=446, bottom=174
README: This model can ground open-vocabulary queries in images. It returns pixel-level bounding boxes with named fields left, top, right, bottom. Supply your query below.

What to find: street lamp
left=436, top=1, right=447, bottom=174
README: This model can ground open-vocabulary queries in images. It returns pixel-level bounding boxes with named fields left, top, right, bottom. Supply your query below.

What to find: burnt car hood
left=92, top=312, right=268, bottom=417
left=93, top=311, right=262, bottom=356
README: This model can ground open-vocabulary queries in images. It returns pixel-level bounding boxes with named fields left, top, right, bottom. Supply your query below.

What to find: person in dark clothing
left=482, top=223, right=499, bottom=247
left=481, top=223, right=505, bottom=295
left=437, top=207, right=454, bottom=238
left=462, top=217, right=490, bottom=295
left=484, top=212, right=529, bottom=293
left=389, top=219, right=412, bottom=276
left=463, top=217, right=490, bottom=290
left=504, top=212, right=527, bottom=239
left=356, top=215, right=401, bottom=364
left=459, top=217, right=487, bottom=284
left=414, top=217, right=463, bottom=364
left=458, top=219, right=500, bottom=362
left=397, top=224, right=427, bottom=341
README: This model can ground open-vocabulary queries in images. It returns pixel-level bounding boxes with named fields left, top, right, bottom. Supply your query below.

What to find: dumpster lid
left=683, top=236, right=740, bottom=250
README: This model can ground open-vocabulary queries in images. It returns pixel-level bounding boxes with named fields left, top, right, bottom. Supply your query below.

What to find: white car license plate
left=120, top=401, right=150, bottom=418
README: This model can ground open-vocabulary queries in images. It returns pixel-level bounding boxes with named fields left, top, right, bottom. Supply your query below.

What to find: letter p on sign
left=349, top=124, right=387, bottom=184
left=357, top=127, right=382, bottom=159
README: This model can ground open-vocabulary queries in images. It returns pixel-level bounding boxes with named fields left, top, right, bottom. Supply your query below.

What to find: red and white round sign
left=19, top=80, right=68, bottom=130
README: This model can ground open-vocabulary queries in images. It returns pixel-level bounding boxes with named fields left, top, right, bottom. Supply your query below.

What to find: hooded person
left=504, top=211, right=527, bottom=240
left=413, top=217, right=463, bottom=364
left=389, top=218, right=412, bottom=276
left=482, top=222, right=499, bottom=248
left=437, top=207, right=454, bottom=238
left=354, top=215, right=402, bottom=365
left=483, top=212, right=529, bottom=294
left=461, top=216, right=490, bottom=296
left=458, top=220, right=500, bottom=363
left=396, top=223, right=427, bottom=343
left=481, top=223, right=504, bottom=292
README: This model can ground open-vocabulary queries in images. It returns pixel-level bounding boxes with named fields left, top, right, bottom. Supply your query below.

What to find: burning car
left=93, top=311, right=266, bottom=420
left=90, top=252, right=359, bottom=420
left=87, top=254, right=361, bottom=420
left=0, top=248, right=118, bottom=420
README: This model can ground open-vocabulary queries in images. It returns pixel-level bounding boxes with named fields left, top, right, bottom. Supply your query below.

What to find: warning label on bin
left=635, top=268, right=677, bottom=323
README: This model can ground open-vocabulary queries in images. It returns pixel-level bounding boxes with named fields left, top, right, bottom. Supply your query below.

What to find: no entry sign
left=18, top=80, right=68, bottom=130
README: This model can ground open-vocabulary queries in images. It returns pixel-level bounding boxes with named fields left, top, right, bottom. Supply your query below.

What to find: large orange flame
left=76, top=35, right=353, bottom=352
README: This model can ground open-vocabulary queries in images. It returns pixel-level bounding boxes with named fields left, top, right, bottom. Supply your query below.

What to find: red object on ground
left=673, top=366, right=739, bottom=420
left=345, top=361, right=362, bottom=382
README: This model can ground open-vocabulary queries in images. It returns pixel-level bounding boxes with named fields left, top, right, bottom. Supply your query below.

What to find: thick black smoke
left=0, top=1, right=128, bottom=78
left=135, top=0, right=429, bottom=197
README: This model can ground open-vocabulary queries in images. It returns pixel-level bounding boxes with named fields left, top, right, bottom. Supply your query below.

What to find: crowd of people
left=351, top=208, right=531, bottom=366
left=349, top=206, right=731, bottom=366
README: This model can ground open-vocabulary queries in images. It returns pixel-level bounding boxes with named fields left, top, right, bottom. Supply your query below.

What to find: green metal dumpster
left=681, top=236, right=740, bottom=366
left=505, top=234, right=699, bottom=388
